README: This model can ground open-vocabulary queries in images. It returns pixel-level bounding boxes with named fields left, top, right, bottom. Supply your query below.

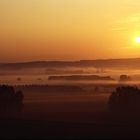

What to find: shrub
left=108, top=86, right=140, bottom=116
left=0, top=85, right=24, bottom=116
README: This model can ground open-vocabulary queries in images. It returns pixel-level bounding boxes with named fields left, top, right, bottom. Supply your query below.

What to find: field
left=1, top=68, right=140, bottom=139
left=1, top=90, right=140, bottom=139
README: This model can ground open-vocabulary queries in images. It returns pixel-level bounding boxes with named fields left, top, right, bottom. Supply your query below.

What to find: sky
left=0, top=0, right=140, bottom=62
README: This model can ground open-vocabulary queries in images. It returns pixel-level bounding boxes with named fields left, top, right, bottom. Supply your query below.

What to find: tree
left=0, top=85, right=24, bottom=117
left=119, top=75, right=131, bottom=82
left=108, top=86, right=140, bottom=117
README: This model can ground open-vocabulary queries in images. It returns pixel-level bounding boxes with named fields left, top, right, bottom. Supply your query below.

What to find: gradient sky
left=0, top=0, right=140, bottom=62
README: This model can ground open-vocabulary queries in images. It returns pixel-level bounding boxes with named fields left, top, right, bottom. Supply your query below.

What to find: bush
left=119, top=75, right=131, bottom=82
left=108, top=86, right=140, bottom=116
left=0, top=85, right=24, bottom=116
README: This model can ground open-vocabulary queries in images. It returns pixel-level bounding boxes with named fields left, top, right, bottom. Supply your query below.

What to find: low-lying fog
left=1, top=67, right=140, bottom=122
left=0, top=67, right=140, bottom=85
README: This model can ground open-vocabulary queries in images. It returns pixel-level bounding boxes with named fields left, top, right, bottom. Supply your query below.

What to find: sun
left=135, top=37, right=140, bottom=44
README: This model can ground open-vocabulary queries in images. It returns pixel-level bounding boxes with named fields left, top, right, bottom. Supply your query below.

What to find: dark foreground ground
left=0, top=95, right=140, bottom=139
left=1, top=91, right=140, bottom=139
left=1, top=117, right=140, bottom=139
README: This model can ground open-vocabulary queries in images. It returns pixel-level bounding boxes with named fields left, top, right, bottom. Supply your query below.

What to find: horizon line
left=1, top=57, right=140, bottom=64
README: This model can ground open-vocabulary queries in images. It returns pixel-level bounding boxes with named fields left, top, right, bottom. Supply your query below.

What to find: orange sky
left=0, top=0, right=140, bottom=62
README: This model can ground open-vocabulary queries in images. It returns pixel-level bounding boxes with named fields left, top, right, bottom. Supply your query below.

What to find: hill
left=0, top=58, right=140, bottom=70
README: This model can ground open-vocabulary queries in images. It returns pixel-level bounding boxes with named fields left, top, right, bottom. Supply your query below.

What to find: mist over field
left=0, top=60, right=140, bottom=120
left=1, top=60, right=140, bottom=138
left=1, top=65, right=140, bottom=85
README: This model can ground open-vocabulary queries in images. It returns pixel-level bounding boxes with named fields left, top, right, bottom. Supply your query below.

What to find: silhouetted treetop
left=0, top=85, right=24, bottom=116
left=108, top=86, right=140, bottom=116
left=119, top=75, right=131, bottom=82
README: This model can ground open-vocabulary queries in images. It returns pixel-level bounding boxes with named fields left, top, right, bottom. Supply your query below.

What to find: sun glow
left=135, top=37, right=140, bottom=44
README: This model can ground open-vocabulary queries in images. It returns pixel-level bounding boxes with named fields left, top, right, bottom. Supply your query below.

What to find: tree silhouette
left=119, top=75, right=131, bottom=82
left=0, top=85, right=24, bottom=117
left=108, top=86, right=140, bottom=117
